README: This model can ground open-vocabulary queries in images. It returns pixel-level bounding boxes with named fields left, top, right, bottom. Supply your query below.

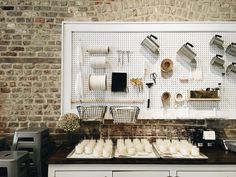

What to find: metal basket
left=76, top=106, right=107, bottom=121
left=110, top=106, right=140, bottom=123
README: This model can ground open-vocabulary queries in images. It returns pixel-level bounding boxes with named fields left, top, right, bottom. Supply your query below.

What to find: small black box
left=111, top=72, right=127, bottom=92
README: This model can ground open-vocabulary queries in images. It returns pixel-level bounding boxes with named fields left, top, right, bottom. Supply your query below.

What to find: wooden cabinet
left=113, top=171, right=170, bottom=177
left=176, top=171, right=236, bottom=177
left=56, top=171, right=112, bottom=177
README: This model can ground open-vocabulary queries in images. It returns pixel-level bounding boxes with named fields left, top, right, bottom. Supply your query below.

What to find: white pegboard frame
left=62, top=22, right=236, bottom=119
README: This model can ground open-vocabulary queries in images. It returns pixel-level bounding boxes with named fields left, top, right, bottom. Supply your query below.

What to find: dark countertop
left=48, top=146, right=236, bottom=165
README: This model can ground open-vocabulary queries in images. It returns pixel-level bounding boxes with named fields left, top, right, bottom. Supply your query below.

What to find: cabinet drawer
left=55, top=171, right=112, bottom=177
left=113, top=171, right=170, bottom=177
left=177, top=171, right=236, bottom=177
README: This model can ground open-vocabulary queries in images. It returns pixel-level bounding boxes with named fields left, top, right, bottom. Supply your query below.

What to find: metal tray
left=67, top=149, right=113, bottom=159
left=152, top=143, right=208, bottom=160
left=114, top=147, right=160, bottom=158
left=221, top=139, right=236, bottom=150
left=226, top=142, right=236, bottom=152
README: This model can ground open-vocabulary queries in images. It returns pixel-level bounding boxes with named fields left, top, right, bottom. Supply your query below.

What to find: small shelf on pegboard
left=187, top=90, right=221, bottom=101
left=187, top=98, right=221, bottom=101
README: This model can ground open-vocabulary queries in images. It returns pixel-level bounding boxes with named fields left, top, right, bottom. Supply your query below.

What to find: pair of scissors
left=150, top=72, right=157, bottom=84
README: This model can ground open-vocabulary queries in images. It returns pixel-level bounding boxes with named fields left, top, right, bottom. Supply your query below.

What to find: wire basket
left=110, top=106, right=140, bottom=123
left=76, top=106, right=107, bottom=121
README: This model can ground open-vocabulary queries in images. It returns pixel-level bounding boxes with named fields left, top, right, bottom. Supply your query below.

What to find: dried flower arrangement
left=58, top=113, right=80, bottom=132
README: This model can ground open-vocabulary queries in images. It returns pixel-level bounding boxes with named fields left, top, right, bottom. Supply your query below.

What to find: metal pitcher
left=210, top=34, right=224, bottom=49
left=210, top=55, right=224, bottom=68
left=226, top=43, right=236, bottom=57
left=177, top=42, right=197, bottom=67
left=141, top=34, right=159, bottom=55
left=226, top=63, right=236, bottom=74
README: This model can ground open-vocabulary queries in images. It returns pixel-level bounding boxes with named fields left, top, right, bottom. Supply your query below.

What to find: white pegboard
left=62, top=22, right=236, bottom=118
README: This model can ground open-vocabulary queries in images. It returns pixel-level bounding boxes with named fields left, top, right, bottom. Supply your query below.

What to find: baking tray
left=226, top=142, right=236, bottom=152
left=67, top=149, right=113, bottom=159
left=152, top=144, right=208, bottom=159
left=114, top=147, right=160, bottom=158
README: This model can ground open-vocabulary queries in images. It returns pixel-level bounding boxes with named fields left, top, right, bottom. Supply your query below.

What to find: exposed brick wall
left=0, top=63, right=61, bottom=133
left=0, top=0, right=236, bottom=145
left=101, top=119, right=236, bottom=140
left=101, top=119, right=207, bottom=139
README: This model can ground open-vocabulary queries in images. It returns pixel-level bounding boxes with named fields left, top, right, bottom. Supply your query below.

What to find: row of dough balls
left=155, top=139, right=200, bottom=156
left=117, top=138, right=153, bottom=155
left=75, top=139, right=113, bottom=158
